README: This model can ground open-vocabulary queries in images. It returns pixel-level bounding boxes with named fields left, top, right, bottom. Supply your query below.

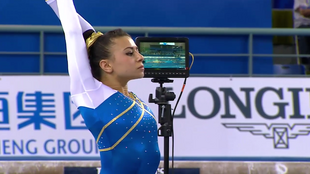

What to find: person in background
left=294, top=0, right=310, bottom=73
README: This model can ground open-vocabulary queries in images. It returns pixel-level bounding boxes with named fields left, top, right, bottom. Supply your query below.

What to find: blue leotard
left=80, top=92, right=160, bottom=173
left=46, top=0, right=161, bottom=173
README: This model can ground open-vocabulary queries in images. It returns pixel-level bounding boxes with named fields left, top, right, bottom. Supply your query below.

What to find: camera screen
left=139, top=42, right=186, bottom=69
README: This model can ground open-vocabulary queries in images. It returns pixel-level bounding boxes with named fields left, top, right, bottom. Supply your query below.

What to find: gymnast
left=46, top=0, right=161, bottom=173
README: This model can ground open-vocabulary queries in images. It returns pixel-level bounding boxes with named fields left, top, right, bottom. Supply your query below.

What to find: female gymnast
left=46, top=0, right=161, bottom=173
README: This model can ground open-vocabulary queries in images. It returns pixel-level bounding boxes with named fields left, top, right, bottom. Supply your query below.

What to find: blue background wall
left=0, top=0, right=273, bottom=74
left=273, top=0, right=293, bottom=9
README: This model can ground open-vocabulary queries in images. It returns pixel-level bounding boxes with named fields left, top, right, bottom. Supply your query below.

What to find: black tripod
left=149, top=77, right=176, bottom=174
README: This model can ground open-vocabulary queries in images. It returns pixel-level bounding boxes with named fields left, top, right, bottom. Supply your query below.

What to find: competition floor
left=0, top=161, right=306, bottom=174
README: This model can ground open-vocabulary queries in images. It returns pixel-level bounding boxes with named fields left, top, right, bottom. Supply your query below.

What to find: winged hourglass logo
left=222, top=123, right=310, bottom=149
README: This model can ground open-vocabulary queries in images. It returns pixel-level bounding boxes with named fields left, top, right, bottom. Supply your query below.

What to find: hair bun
left=86, top=31, right=103, bottom=51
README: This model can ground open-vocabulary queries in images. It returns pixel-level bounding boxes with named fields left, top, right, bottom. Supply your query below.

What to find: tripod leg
left=164, top=136, right=169, bottom=174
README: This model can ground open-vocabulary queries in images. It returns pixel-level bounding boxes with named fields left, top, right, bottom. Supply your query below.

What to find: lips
left=138, top=65, right=144, bottom=69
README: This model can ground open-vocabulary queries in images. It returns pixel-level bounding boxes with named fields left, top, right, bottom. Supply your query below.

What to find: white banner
left=0, top=76, right=310, bottom=160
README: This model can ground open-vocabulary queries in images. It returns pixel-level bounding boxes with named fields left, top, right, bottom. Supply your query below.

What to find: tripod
left=149, top=77, right=176, bottom=174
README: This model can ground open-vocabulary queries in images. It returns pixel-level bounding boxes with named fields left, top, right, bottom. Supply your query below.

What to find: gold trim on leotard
left=136, top=102, right=156, bottom=120
left=99, top=100, right=145, bottom=152
left=96, top=101, right=136, bottom=144
left=130, top=93, right=156, bottom=120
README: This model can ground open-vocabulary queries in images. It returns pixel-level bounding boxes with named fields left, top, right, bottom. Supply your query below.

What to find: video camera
left=135, top=37, right=190, bottom=79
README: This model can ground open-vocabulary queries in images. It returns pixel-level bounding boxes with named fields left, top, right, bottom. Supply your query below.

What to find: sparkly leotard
left=46, top=0, right=161, bottom=173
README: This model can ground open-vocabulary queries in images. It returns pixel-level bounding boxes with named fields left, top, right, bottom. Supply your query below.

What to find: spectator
left=294, top=0, right=310, bottom=73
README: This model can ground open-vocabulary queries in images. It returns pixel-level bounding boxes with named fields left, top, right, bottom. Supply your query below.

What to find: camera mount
left=149, top=77, right=176, bottom=174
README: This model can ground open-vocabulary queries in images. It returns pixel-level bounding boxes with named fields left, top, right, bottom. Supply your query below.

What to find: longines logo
left=222, top=123, right=310, bottom=149
left=167, top=86, right=310, bottom=149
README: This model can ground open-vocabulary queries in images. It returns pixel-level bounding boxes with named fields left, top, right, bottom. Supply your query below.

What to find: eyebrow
left=124, top=46, right=137, bottom=51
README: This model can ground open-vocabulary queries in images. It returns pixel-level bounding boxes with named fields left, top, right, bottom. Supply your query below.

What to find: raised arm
left=46, top=0, right=94, bottom=33
left=49, top=0, right=100, bottom=98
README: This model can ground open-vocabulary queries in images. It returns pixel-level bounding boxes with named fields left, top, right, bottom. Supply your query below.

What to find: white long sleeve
left=55, top=0, right=103, bottom=105
left=48, top=0, right=116, bottom=109
left=46, top=0, right=94, bottom=33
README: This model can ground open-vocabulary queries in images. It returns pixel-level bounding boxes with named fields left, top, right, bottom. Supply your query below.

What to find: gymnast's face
left=105, top=36, right=145, bottom=81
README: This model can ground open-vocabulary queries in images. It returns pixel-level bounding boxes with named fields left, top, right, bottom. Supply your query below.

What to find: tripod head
left=149, top=78, right=176, bottom=105
left=148, top=77, right=176, bottom=136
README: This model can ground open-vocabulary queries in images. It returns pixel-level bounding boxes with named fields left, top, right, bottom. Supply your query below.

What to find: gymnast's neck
left=101, top=76, right=131, bottom=97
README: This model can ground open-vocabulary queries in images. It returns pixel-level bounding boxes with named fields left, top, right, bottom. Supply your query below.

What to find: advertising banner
left=0, top=76, right=309, bottom=160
